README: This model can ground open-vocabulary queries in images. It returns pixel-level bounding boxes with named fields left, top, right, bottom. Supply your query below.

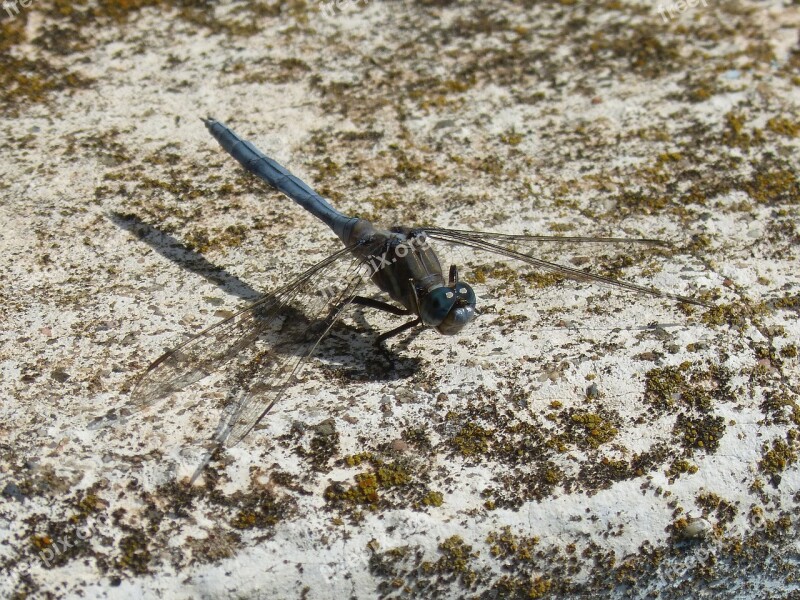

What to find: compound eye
left=455, top=283, right=476, bottom=305
left=420, top=287, right=457, bottom=326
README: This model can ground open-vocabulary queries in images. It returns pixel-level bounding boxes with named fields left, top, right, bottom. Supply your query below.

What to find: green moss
left=346, top=472, right=380, bottom=505
left=73, top=493, right=107, bottom=521
left=614, top=189, right=668, bottom=213
left=376, top=463, right=412, bottom=487
left=721, top=111, right=764, bottom=150
left=486, top=527, right=539, bottom=561
left=477, top=155, right=504, bottom=177
left=643, top=362, right=733, bottom=422
left=681, top=387, right=714, bottom=412
left=0, top=0, right=317, bottom=116
left=0, top=26, right=94, bottom=115
left=579, top=456, right=631, bottom=490
left=311, top=157, right=341, bottom=180
left=217, top=224, right=248, bottom=248
left=345, top=452, right=373, bottom=467
left=382, top=147, right=442, bottom=185
left=420, top=536, right=481, bottom=588
left=451, top=422, right=494, bottom=457
left=543, top=467, right=562, bottom=485
left=370, top=534, right=488, bottom=595
left=324, top=455, right=424, bottom=513
left=185, top=527, right=240, bottom=564
left=528, top=577, right=553, bottom=599
left=673, top=412, right=726, bottom=454
left=230, top=490, right=296, bottom=530
left=401, top=427, right=432, bottom=451
left=308, top=423, right=340, bottom=472
left=117, top=533, right=151, bottom=574
left=701, top=302, right=758, bottom=328
left=741, top=163, right=799, bottom=205
left=643, top=364, right=689, bottom=410
left=766, top=116, right=800, bottom=138
left=773, top=295, right=800, bottom=311
left=759, top=438, right=798, bottom=476
left=683, top=77, right=718, bottom=102
left=665, top=458, right=698, bottom=482
left=421, top=491, right=444, bottom=507
left=567, top=411, right=618, bottom=448
left=500, top=128, right=524, bottom=146
left=696, top=491, right=738, bottom=526
left=587, top=27, right=685, bottom=78
left=471, top=263, right=564, bottom=296
left=760, top=392, right=800, bottom=427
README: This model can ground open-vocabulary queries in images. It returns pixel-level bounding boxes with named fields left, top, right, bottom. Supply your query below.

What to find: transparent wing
left=130, top=244, right=363, bottom=412
left=422, top=227, right=672, bottom=247
left=424, top=227, right=709, bottom=307
left=215, top=265, right=365, bottom=448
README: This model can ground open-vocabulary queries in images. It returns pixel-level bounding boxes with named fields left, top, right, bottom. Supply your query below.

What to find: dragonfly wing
left=422, top=227, right=671, bottom=247
left=214, top=267, right=366, bottom=448
left=425, top=228, right=709, bottom=307
left=130, top=245, right=359, bottom=412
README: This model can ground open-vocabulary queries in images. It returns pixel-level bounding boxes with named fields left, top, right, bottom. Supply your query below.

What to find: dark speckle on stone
left=312, top=418, right=336, bottom=437
left=1, top=1, right=795, bottom=597
left=2, top=482, right=25, bottom=502
left=653, top=327, right=671, bottom=340
left=51, top=369, right=71, bottom=382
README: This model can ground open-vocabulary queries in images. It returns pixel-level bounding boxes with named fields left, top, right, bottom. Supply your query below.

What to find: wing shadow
left=108, top=211, right=262, bottom=301
left=108, top=211, right=420, bottom=384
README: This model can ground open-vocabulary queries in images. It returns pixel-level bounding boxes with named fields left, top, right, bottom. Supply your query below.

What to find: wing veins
left=218, top=261, right=367, bottom=447
left=422, top=227, right=671, bottom=246
left=428, top=231, right=709, bottom=307
left=130, top=244, right=359, bottom=409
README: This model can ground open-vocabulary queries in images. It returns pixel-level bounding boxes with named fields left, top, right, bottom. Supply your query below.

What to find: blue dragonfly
left=130, top=118, right=709, bottom=456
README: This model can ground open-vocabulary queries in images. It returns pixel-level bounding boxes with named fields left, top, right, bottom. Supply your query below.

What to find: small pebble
left=312, top=418, right=336, bottom=437
left=653, top=327, right=671, bottom=340
left=682, top=517, right=712, bottom=539
left=390, top=439, right=409, bottom=452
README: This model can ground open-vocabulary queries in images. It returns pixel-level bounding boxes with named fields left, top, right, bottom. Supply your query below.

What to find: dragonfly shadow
left=108, top=211, right=262, bottom=301
left=317, top=324, right=423, bottom=383
left=108, top=211, right=418, bottom=382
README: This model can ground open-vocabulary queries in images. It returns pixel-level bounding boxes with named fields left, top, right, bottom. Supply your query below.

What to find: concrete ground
left=1, top=0, right=799, bottom=598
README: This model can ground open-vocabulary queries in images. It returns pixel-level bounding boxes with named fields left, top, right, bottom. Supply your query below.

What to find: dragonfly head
left=419, top=266, right=477, bottom=335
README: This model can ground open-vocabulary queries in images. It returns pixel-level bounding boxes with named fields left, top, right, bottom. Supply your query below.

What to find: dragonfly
left=129, top=118, right=709, bottom=469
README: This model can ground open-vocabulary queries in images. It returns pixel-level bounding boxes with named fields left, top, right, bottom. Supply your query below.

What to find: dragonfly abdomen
left=204, top=118, right=360, bottom=243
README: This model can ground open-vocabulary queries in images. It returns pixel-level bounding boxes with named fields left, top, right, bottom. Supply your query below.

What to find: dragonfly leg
left=376, top=318, right=421, bottom=345
left=352, top=296, right=412, bottom=316
left=448, top=264, right=459, bottom=286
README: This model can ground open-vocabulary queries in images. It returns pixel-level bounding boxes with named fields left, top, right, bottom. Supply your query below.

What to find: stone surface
left=1, top=1, right=799, bottom=598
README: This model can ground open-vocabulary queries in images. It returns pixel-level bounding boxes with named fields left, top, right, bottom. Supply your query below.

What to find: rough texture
left=1, top=1, right=799, bottom=598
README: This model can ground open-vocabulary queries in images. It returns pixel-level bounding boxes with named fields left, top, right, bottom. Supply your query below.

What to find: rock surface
left=1, top=1, right=799, bottom=598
